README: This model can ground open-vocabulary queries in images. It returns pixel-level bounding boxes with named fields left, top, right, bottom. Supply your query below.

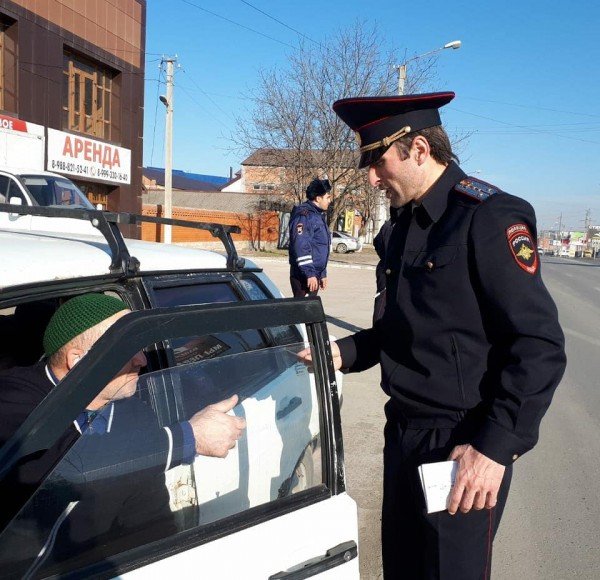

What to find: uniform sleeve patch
left=296, top=223, right=304, bottom=235
left=506, top=223, right=538, bottom=274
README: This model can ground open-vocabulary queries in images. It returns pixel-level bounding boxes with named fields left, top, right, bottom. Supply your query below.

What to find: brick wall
left=142, top=205, right=280, bottom=247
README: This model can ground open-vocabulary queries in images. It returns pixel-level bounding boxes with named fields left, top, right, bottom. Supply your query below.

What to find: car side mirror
left=8, top=196, right=22, bottom=218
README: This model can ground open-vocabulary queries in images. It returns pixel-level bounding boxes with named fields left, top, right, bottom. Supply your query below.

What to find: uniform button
left=512, top=454, right=519, bottom=461
left=385, top=269, right=391, bottom=275
left=425, top=260, right=434, bottom=271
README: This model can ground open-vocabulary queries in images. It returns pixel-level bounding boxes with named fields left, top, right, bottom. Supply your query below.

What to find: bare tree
left=232, top=22, right=451, bottom=229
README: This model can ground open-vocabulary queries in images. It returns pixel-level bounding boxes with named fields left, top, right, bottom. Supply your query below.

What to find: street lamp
left=394, top=40, right=461, bottom=95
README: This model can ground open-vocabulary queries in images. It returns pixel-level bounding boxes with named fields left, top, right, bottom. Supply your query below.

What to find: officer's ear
left=411, top=136, right=430, bottom=165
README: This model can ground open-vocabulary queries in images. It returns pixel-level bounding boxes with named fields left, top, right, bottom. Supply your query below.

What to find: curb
left=239, top=255, right=377, bottom=271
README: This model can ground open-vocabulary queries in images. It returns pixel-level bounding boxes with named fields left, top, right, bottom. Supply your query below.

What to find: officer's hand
left=297, top=341, right=343, bottom=371
left=188, top=394, right=246, bottom=458
left=307, top=276, right=319, bottom=292
left=320, top=277, right=328, bottom=290
left=447, top=444, right=505, bottom=515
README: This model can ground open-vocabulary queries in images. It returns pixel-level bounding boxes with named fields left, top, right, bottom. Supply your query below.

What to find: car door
left=0, top=299, right=358, bottom=579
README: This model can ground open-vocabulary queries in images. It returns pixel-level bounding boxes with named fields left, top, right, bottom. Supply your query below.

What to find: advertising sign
left=47, top=128, right=131, bottom=184
left=0, top=114, right=45, bottom=170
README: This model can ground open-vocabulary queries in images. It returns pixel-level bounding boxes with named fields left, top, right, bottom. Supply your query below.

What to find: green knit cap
left=43, top=293, right=128, bottom=356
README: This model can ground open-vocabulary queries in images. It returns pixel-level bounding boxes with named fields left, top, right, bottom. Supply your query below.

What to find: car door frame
left=0, top=297, right=350, bottom=578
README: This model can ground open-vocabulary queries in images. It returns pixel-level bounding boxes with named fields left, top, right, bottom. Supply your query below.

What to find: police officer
left=328, top=92, right=567, bottom=579
left=288, top=178, right=332, bottom=297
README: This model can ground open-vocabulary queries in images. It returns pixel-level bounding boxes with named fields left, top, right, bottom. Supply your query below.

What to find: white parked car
left=332, top=231, right=362, bottom=254
left=0, top=207, right=358, bottom=579
left=0, top=168, right=99, bottom=235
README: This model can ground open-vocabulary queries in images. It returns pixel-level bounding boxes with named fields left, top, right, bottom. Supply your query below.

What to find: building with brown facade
left=0, top=0, right=145, bottom=231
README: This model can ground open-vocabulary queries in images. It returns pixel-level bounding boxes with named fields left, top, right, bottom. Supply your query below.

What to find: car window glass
left=0, top=343, right=323, bottom=577
left=0, top=176, right=8, bottom=202
left=20, top=176, right=93, bottom=208
left=238, top=277, right=302, bottom=345
left=152, top=283, right=268, bottom=365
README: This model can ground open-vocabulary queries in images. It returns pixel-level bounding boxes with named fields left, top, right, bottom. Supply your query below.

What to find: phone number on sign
left=50, top=160, right=129, bottom=182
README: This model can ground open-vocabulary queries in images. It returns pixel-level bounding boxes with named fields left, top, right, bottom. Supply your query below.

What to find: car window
left=0, top=176, right=8, bottom=203
left=152, top=282, right=268, bottom=366
left=20, top=176, right=94, bottom=208
left=238, top=277, right=302, bottom=345
left=0, top=343, right=323, bottom=578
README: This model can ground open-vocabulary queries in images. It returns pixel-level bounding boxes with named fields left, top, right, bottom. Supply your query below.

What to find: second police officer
left=288, top=178, right=332, bottom=297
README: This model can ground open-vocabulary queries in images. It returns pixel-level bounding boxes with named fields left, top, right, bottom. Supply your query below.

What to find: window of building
left=252, top=183, right=275, bottom=191
left=0, top=16, right=18, bottom=113
left=62, top=51, right=117, bottom=140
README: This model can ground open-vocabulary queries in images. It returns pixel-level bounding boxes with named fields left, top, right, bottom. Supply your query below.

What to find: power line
left=449, top=107, right=600, bottom=145
left=179, top=0, right=295, bottom=49
left=460, top=96, right=600, bottom=119
left=180, top=68, right=236, bottom=124
left=239, top=0, right=320, bottom=45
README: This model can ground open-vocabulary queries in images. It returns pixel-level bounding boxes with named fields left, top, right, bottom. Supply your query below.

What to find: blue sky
left=143, top=0, right=600, bottom=230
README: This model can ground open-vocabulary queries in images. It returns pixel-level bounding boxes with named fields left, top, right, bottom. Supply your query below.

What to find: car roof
left=0, top=228, right=258, bottom=290
left=0, top=168, right=66, bottom=179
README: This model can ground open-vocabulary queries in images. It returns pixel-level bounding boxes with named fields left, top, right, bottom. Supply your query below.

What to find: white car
left=332, top=231, right=362, bottom=253
left=0, top=207, right=358, bottom=579
left=0, top=168, right=99, bottom=235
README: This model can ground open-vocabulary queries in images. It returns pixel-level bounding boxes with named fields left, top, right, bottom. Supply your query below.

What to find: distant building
left=143, top=167, right=228, bottom=192
left=0, top=0, right=146, bottom=235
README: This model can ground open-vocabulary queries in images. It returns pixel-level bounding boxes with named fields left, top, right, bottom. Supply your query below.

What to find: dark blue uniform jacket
left=338, top=162, right=566, bottom=466
left=288, top=201, right=331, bottom=280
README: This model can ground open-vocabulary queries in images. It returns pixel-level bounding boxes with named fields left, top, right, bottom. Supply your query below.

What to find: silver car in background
left=332, top=231, right=363, bottom=253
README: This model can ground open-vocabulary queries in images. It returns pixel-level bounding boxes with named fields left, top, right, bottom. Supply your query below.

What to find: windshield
left=20, top=175, right=95, bottom=209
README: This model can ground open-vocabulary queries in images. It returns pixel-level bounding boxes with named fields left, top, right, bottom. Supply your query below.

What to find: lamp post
left=394, top=40, right=461, bottom=95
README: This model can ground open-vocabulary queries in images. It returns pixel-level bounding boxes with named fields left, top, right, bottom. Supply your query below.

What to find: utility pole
left=160, top=56, right=176, bottom=243
left=557, top=213, right=562, bottom=237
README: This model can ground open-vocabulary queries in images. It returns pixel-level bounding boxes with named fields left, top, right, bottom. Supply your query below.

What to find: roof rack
left=0, top=203, right=246, bottom=275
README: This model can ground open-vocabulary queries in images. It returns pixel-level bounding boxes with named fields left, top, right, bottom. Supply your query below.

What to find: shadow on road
left=326, top=315, right=364, bottom=334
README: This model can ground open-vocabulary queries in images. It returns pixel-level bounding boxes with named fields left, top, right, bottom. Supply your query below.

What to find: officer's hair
left=393, top=125, right=458, bottom=164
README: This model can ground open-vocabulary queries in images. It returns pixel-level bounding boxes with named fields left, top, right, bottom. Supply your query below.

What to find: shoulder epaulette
left=454, top=177, right=503, bottom=202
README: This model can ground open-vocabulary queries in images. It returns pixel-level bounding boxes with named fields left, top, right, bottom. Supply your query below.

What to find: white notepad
left=418, top=460, right=458, bottom=514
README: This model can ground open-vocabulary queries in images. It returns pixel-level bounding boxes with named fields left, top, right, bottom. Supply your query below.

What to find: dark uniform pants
left=290, top=275, right=319, bottom=298
left=382, top=403, right=512, bottom=580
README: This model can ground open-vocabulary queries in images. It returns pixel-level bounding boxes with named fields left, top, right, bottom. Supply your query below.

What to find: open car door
left=0, top=298, right=358, bottom=579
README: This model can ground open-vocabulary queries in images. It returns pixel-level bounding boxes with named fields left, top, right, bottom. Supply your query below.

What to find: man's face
left=86, top=310, right=148, bottom=410
left=368, top=143, right=423, bottom=208
left=313, top=192, right=332, bottom=211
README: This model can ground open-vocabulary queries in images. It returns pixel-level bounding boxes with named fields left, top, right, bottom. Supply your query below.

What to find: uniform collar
left=306, top=200, right=326, bottom=214
left=415, top=161, right=467, bottom=224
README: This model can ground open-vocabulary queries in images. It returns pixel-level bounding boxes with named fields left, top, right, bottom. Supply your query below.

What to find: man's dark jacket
left=288, top=200, right=331, bottom=280
left=337, top=162, right=566, bottom=466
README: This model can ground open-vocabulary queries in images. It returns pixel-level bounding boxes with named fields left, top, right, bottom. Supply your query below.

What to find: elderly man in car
left=0, top=293, right=246, bottom=575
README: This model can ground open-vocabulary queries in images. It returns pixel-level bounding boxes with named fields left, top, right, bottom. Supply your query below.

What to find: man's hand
left=320, top=277, right=328, bottom=290
left=297, top=340, right=343, bottom=371
left=188, top=394, right=246, bottom=458
left=447, top=444, right=506, bottom=515
left=307, top=276, right=319, bottom=292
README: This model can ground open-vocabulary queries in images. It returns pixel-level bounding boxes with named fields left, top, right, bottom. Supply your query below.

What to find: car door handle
left=268, top=540, right=357, bottom=579
left=276, top=396, right=302, bottom=420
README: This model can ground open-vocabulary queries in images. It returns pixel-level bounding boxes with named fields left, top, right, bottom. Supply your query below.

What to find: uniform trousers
left=381, top=402, right=512, bottom=580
